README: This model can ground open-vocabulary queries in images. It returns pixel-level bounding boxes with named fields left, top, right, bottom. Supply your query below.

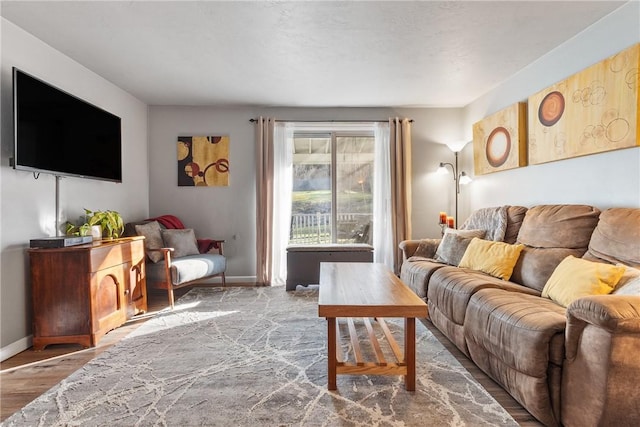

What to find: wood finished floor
left=1, top=286, right=541, bottom=426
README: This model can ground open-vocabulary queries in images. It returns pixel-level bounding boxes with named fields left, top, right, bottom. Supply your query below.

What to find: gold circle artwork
left=485, top=127, right=511, bottom=168
left=538, top=91, right=565, bottom=127
left=177, top=142, right=190, bottom=161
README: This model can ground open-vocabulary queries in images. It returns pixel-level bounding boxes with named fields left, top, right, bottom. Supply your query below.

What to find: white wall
left=147, top=106, right=461, bottom=279
left=0, top=19, right=149, bottom=358
left=460, top=2, right=640, bottom=212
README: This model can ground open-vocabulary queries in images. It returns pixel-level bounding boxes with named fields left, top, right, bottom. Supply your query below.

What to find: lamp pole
left=439, top=151, right=460, bottom=227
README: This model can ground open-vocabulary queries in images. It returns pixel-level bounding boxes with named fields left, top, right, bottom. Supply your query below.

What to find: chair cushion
left=135, top=221, right=164, bottom=263
left=161, top=229, right=200, bottom=258
left=146, top=254, right=226, bottom=286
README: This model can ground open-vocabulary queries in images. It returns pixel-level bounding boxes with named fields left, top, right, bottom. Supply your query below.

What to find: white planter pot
left=91, top=225, right=102, bottom=241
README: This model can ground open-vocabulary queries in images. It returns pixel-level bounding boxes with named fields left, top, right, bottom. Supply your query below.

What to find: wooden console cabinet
left=28, top=237, right=147, bottom=350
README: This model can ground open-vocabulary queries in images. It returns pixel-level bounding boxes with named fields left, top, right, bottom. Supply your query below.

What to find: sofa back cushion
left=583, top=208, right=640, bottom=268
left=511, top=205, right=601, bottom=291
left=503, top=206, right=528, bottom=244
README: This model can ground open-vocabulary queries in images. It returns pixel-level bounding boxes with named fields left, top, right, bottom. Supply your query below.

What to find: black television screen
left=13, top=68, right=122, bottom=182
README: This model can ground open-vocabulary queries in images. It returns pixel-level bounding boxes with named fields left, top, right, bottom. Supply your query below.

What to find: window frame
left=292, top=129, right=374, bottom=244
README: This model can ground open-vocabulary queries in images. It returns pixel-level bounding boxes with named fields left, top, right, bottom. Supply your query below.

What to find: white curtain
left=373, top=122, right=394, bottom=271
left=270, top=123, right=294, bottom=286
left=268, top=120, right=396, bottom=283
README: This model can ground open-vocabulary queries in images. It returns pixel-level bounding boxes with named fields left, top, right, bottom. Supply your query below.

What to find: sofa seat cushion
left=146, top=254, right=226, bottom=286
left=464, top=288, right=567, bottom=426
left=427, top=266, right=539, bottom=326
left=399, top=258, right=446, bottom=299
left=465, top=288, right=567, bottom=374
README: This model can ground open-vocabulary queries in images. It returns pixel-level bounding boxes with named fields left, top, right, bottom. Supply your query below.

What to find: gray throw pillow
left=435, top=233, right=476, bottom=266
left=135, top=221, right=164, bottom=263
left=161, top=229, right=200, bottom=258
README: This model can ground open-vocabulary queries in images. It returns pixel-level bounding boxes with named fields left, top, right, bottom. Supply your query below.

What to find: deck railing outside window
left=289, top=213, right=372, bottom=245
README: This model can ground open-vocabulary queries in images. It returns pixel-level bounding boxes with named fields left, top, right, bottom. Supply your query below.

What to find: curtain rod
left=249, top=118, right=413, bottom=123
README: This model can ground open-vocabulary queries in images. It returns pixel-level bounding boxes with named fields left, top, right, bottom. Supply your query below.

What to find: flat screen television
left=13, top=67, right=122, bottom=182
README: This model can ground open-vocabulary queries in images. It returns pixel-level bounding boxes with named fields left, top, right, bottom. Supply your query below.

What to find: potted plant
left=66, top=209, right=124, bottom=240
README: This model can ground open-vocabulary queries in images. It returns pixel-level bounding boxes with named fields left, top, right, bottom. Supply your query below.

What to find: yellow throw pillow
left=458, top=238, right=524, bottom=280
left=542, top=256, right=625, bottom=307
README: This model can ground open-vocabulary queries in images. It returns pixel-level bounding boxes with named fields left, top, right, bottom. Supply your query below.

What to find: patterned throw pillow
left=135, top=221, right=164, bottom=263
left=161, top=229, right=200, bottom=258
left=434, top=233, right=475, bottom=266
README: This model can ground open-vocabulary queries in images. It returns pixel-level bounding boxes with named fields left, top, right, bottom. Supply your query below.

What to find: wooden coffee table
left=318, top=262, right=428, bottom=391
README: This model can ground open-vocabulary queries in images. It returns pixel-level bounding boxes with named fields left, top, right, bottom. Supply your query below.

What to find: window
left=290, top=131, right=374, bottom=245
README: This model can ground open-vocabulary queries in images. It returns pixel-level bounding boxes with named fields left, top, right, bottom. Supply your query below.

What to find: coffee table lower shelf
left=326, top=316, right=416, bottom=390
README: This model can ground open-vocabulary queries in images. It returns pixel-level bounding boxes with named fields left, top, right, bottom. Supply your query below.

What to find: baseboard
left=197, top=275, right=257, bottom=285
left=1, top=335, right=32, bottom=363
left=225, top=276, right=257, bottom=284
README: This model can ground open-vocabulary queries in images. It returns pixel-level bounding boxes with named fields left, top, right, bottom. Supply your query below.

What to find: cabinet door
left=91, top=264, right=127, bottom=338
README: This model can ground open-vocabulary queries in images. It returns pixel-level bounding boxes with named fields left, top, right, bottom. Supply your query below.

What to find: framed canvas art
left=177, top=135, right=230, bottom=186
left=528, top=43, right=639, bottom=164
left=472, top=102, right=527, bottom=175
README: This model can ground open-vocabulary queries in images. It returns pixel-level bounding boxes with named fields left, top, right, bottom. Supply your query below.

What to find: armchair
left=125, top=215, right=226, bottom=308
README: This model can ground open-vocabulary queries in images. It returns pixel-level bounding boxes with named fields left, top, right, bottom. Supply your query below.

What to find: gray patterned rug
left=3, top=287, right=517, bottom=426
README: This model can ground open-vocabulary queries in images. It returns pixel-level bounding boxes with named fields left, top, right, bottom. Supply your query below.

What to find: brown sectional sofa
left=399, top=205, right=640, bottom=427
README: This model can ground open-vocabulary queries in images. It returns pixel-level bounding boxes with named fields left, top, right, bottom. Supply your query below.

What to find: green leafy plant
left=65, top=221, right=92, bottom=237
left=66, top=209, right=124, bottom=239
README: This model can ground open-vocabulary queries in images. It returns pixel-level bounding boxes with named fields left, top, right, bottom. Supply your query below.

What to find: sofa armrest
left=562, top=295, right=640, bottom=425
left=566, top=295, right=640, bottom=352
left=399, top=238, right=440, bottom=262
left=399, top=240, right=421, bottom=260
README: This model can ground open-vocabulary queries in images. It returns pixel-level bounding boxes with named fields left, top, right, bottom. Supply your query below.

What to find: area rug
left=2, top=287, right=518, bottom=426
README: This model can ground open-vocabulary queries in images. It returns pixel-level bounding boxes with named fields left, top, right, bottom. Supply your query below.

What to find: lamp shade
left=437, top=163, right=449, bottom=175
left=459, top=172, right=472, bottom=185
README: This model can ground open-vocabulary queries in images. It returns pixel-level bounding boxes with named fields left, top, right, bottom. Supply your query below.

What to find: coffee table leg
left=405, top=317, right=416, bottom=391
left=327, top=317, right=337, bottom=390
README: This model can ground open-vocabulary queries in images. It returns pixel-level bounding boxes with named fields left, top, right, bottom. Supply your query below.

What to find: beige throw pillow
left=161, top=229, right=200, bottom=258
left=135, top=221, right=164, bottom=263
left=458, top=237, right=524, bottom=281
left=542, top=256, right=625, bottom=307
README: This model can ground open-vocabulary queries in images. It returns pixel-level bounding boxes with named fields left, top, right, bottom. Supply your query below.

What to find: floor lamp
left=437, top=151, right=472, bottom=228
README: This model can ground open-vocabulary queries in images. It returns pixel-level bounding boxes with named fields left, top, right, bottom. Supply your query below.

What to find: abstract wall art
left=472, top=102, right=527, bottom=175
left=528, top=43, right=639, bottom=164
left=177, top=135, right=230, bottom=186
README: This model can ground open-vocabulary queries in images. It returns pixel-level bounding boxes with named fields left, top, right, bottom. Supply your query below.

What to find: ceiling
left=1, top=1, right=627, bottom=108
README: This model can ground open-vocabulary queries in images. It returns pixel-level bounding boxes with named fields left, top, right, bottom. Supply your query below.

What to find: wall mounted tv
left=13, top=67, right=122, bottom=182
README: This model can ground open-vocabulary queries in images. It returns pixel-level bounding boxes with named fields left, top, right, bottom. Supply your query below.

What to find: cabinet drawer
left=90, top=244, right=127, bottom=272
